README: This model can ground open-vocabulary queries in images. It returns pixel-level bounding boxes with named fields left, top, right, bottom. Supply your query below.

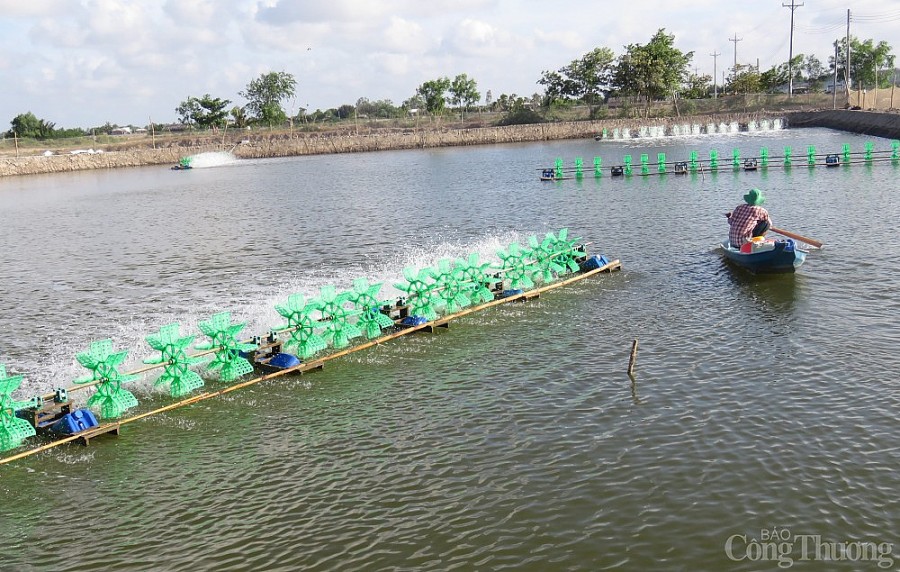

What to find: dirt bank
left=786, top=110, right=900, bottom=140
left=1, top=111, right=786, bottom=178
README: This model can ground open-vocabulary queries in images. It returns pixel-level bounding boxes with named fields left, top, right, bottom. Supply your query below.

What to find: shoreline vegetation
left=3, top=95, right=898, bottom=178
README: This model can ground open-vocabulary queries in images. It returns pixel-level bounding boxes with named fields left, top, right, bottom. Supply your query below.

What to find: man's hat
left=744, top=188, right=766, bottom=206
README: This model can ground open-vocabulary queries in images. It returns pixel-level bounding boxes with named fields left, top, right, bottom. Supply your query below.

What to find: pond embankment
left=0, top=111, right=804, bottom=178
left=786, top=110, right=900, bottom=140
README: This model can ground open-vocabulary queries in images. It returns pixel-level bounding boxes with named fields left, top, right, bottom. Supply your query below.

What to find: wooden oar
left=770, top=226, right=823, bottom=249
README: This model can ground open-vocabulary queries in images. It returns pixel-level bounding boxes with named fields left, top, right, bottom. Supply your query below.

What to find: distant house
left=775, top=81, right=809, bottom=94
left=134, top=127, right=148, bottom=134
left=110, top=127, right=132, bottom=135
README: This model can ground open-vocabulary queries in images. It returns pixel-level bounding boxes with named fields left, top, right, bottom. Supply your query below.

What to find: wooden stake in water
left=628, top=339, right=639, bottom=376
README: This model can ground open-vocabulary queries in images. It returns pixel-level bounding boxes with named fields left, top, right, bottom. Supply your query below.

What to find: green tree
left=401, top=95, right=426, bottom=114
left=803, top=55, right=825, bottom=80
left=195, top=94, right=231, bottom=128
left=681, top=73, right=712, bottom=99
left=176, top=98, right=201, bottom=126
left=176, top=94, right=231, bottom=128
left=759, top=66, right=785, bottom=93
left=357, top=98, right=398, bottom=119
left=830, top=37, right=895, bottom=89
left=448, top=73, right=480, bottom=114
left=230, top=106, right=248, bottom=128
left=356, top=97, right=374, bottom=117
left=727, top=65, right=761, bottom=94
left=496, top=97, right=543, bottom=126
left=7, top=112, right=45, bottom=138
left=416, top=77, right=451, bottom=116
left=613, top=29, right=693, bottom=116
left=495, top=93, right=515, bottom=111
left=336, top=104, right=355, bottom=119
left=539, top=47, right=615, bottom=113
left=802, top=55, right=826, bottom=91
left=240, top=71, right=297, bottom=127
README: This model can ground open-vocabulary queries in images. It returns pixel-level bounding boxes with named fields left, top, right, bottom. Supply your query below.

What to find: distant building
left=775, top=81, right=809, bottom=94
left=110, top=127, right=132, bottom=135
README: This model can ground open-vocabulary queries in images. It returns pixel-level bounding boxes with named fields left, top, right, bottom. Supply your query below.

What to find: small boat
left=540, top=168, right=556, bottom=181
left=673, top=161, right=688, bottom=174
left=720, top=237, right=807, bottom=273
left=825, top=154, right=840, bottom=167
left=610, top=165, right=624, bottom=177
left=743, top=158, right=759, bottom=171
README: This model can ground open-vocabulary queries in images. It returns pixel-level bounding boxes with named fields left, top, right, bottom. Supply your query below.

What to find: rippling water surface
left=1, top=128, right=898, bottom=571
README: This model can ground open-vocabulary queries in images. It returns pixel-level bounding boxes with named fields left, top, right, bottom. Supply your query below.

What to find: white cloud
left=382, top=17, right=432, bottom=54
left=446, top=19, right=510, bottom=57
left=0, top=0, right=60, bottom=17
left=0, top=0, right=897, bottom=127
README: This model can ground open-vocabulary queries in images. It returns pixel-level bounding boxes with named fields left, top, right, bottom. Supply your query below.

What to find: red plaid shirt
left=728, top=204, right=771, bottom=247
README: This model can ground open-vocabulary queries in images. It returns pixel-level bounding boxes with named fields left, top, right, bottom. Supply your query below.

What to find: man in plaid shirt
left=726, top=188, right=771, bottom=247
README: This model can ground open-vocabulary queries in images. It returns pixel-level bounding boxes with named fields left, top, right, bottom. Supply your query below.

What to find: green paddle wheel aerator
left=0, top=228, right=607, bottom=455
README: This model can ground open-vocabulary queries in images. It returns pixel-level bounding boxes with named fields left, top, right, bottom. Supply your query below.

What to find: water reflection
left=719, top=258, right=800, bottom=328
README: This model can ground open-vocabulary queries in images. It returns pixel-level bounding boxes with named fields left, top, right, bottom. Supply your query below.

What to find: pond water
left=0, top=127, right=897, bottom=571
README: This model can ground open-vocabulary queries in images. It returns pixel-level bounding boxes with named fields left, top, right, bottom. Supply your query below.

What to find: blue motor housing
left=50, top=409, right=99, bottom=435
left=781, top=239, right=795, bottom=252
left=500, top=289, right=524, bottom=298
left=580, top=254, right=609, bottom=271
left=400, top=315, right=428, bottom=326
left=268, top=352, right=301, bottom=369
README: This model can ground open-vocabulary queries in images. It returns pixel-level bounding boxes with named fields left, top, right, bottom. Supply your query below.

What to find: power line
left=851, top=9, right=900, bottom=21
left=795, top=21, right=845, bottom=35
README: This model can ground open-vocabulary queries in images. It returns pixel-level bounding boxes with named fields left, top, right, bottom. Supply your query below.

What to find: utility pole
left=783, top=1, right=804, bottom=97
left=729, top=34, right=743, bottom=79
left=711, top=51, right=721, bottom=98
left=846, top=9, right=852, bottom=91
left=833, top=42, right=839, bottom=109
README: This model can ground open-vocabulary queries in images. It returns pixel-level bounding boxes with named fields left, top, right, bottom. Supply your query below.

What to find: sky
left=1, top=0, right=899, bottom=129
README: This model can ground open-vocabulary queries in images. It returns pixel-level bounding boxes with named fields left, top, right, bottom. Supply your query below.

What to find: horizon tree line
left=4, top=31, right=896, bottom=140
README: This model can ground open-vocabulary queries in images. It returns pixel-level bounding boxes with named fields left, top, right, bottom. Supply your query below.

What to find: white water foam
left=188, top=151, right=238, bottom=169
left=25, top=229, right=546, bottom=399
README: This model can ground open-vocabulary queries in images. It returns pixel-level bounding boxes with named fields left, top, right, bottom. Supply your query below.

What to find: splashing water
left=187, top=152, right=238, bottom=169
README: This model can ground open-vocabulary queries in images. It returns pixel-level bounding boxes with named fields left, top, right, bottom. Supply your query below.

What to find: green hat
left=743, top=188, right=765, bottom=206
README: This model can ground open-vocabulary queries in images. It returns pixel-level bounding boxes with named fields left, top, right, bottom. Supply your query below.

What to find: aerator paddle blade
left=544, top=228, right=583, bottom=274
left=275, top=293, right=327, bottom=359
left=432, top=258, right=472, bottom=314
left=394, top=266, right=439, bottom=321
left=0, top=364, right=37, bottom=451
left=527, top=235, right=565, bottom=284
left=196, top=312, right=257, bottom=383
left=73, top=339, right=140, bottom=419
left=350, top=278, right=395, bottom=339
left=496, top=242, right=536, bottom=290
left=144, top=323, right=205, bottom=397
left=454, top=252, right=495, bottom=304
left=317, top=285, right=362, bottom=349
